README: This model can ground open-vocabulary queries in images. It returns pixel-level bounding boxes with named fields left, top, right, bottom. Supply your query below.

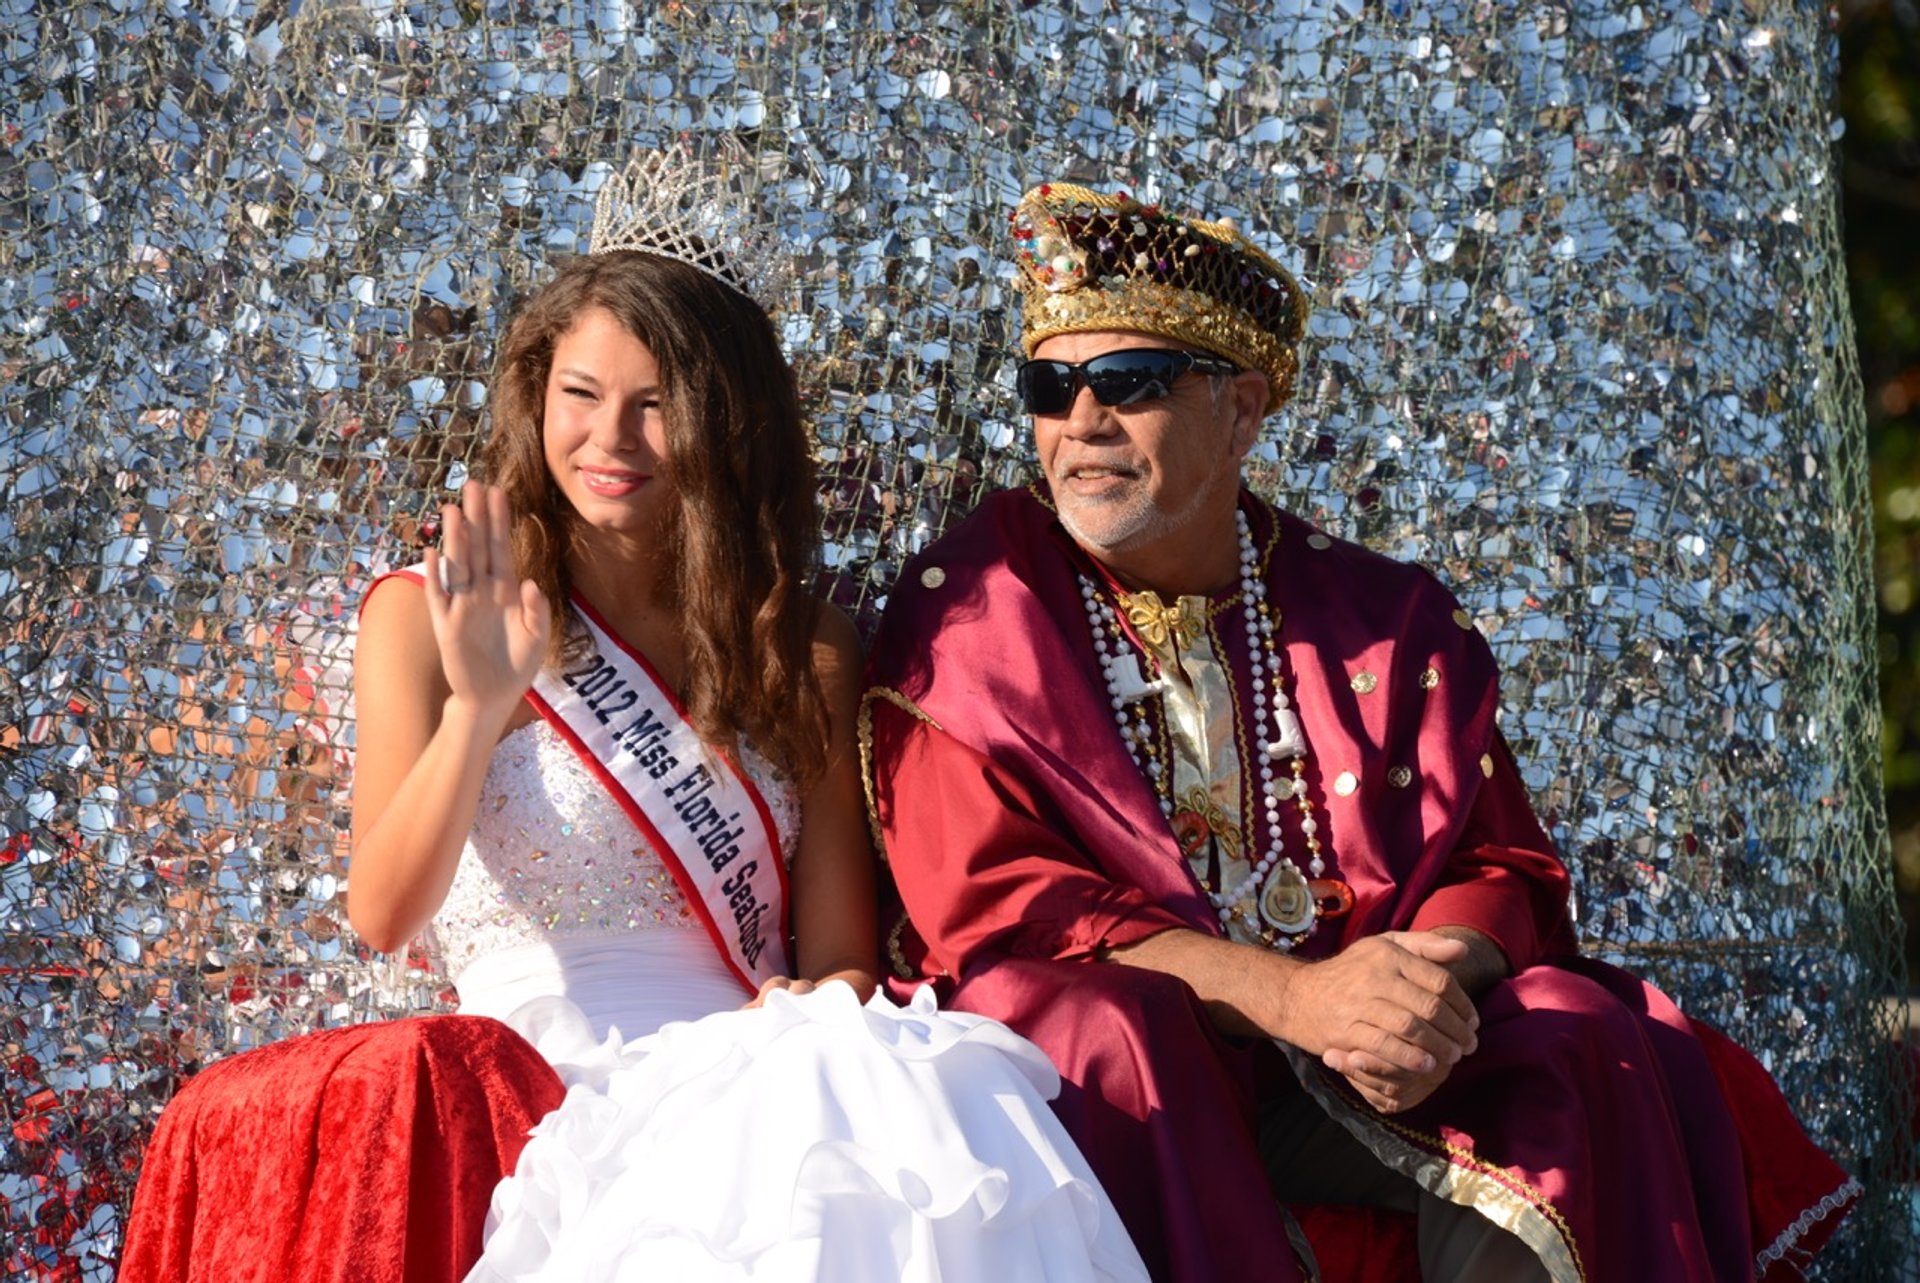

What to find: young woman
left=122, top=215, right=1147, bottom=1281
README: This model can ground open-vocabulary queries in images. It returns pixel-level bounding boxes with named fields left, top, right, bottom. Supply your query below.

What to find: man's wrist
left=1103, top=927, right=1304, bottom=1042
left=1429, top=924, right=1510, bottom=997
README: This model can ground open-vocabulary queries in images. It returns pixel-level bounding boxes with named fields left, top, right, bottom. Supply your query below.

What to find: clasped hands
left=1275, top=930, right=1481, bottom=1115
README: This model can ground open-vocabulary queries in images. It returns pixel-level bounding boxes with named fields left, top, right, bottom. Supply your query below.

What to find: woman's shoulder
left=359, top=567, right=429, bottom=627
left=806, top=598, right=864, bottom=692
left=359, top=572, right=432, bottom=642
left=808, top=598, right=862, bottom=653
left=355, top=571, right=449, bottom=693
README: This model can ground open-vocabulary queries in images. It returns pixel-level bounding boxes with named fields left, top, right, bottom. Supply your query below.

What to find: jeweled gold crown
left=1008, top=182, right=1309, bottom=413
left=589, top=146, right=792, bottom=313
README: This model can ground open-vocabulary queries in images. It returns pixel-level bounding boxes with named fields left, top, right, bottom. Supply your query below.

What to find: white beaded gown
left=432, top=719, right=1149, bottom=1283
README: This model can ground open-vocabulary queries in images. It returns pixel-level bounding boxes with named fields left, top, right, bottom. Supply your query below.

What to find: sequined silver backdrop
left=0, top=0, right=1907, bottom=1276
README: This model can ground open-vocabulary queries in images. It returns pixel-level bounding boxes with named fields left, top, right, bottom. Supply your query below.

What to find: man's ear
left=1226, top=369, right=1269, bottom=460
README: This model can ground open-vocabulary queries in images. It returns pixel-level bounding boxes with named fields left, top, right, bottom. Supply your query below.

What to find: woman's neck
left=565, top=527, right=661, bottom=605
left=564, top=536, right=672, bottom=640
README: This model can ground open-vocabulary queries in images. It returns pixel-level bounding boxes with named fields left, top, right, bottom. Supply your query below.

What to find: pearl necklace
left=1080, top=510, right=1324, bottom=940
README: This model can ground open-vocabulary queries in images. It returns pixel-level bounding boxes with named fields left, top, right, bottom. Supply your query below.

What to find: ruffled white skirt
left=455, top=932, right=1148, bottom=1283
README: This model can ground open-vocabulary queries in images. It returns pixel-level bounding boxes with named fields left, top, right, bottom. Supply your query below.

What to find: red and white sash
left=529, top=597, right=791, bottom=993
left=374, top=569, right=792, bottom=993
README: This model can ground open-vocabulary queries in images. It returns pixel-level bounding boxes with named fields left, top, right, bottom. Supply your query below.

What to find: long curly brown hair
left=481, top=251, right=828, bottom=787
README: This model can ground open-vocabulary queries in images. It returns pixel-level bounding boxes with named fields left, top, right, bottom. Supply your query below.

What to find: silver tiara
left=587, top=146, right=792, bottom=313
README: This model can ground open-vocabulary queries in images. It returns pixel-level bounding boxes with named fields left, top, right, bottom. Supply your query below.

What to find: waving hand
left=422, top=482, right=551, bottom=719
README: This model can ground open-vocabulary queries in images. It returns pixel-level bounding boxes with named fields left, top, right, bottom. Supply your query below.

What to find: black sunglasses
left=1015, top=349, right=1240, bottom=415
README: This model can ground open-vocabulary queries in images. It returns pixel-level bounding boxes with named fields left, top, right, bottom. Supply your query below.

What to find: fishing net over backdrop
left=0, top=0, right=1907, bottom=1276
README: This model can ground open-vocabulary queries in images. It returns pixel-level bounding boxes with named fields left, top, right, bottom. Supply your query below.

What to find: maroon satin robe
left=865, top=486, right=1855, bottom=1283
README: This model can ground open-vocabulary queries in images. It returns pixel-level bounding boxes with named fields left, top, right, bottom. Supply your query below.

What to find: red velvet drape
left=120, top=1016, right=563, bottom=1283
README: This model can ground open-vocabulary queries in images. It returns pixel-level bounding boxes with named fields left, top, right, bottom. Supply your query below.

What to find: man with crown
left=862, top=181, right=1859, bottom=1282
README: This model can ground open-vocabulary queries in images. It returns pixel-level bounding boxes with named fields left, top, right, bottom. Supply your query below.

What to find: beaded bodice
left=430, top=717, right=801, bottom=980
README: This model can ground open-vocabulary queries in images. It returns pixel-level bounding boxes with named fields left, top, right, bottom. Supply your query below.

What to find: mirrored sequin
left=0, top=3, right=1895, bottom=1269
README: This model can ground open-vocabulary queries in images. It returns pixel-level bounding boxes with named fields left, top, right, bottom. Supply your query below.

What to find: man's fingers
left=1354, top=1019, right=1442, bottom=1074
left=1333, top=1047, right=1417, bottom=1081
left=1292, top=936, right=1477, bottom=1065
left=1382, top=975, right=1477, bottom=1053
left=1354, top=994, right=1476, bottom=1069
left=1345, top=1065, right=1403, bottom=1101
left=1327, top=1049, right=1449, bottom=1115
left=1390, top=931, right=1471, bottom=964
left=1393, top=953, right=1480, bottom=1035
left=1347, top=1074, right=1406, bottom=1114
left=1346, top=1066, right=1435, bottom=1115
left=1391, top=934, right=1482, bottom=1024
left=1323, top=1048, right=1412, bottom=1085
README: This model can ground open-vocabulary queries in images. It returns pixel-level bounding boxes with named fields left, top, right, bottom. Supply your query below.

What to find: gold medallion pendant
left=1259, top=863, right=1317, bottom=935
